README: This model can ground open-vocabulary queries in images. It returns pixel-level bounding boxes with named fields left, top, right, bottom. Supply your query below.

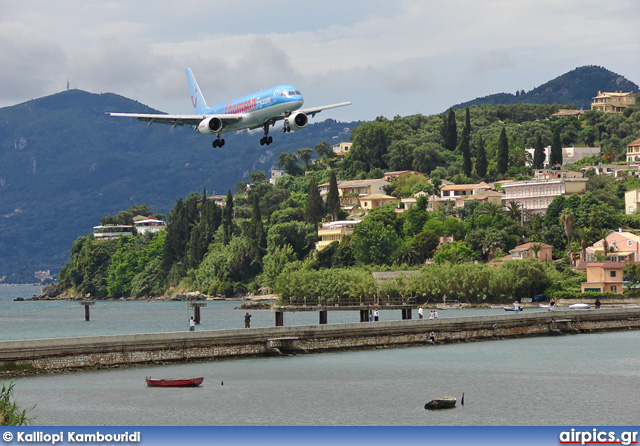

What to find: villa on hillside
left=585, top=231, right=640, bottom=263
left=93, top=224, right=133, bottom=241
left=625, top=138, right=640, bottom=163
left=331, top=142, right=352, bottom=157
left=590, top=91, right=636, bottom=113
left=133, top=217, right=167, bottom=235
left=318, top=178, right=388, bottom=207
left=501, top=172, right=588, bottom=214
left=316, top=220, right=361, bottom=251
left=507, top=242, right=553, bottom=261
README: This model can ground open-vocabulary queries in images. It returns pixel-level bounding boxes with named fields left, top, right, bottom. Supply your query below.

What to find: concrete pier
left=1, top=308, right=639, bottom=374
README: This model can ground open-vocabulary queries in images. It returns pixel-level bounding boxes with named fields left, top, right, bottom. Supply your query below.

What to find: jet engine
left=285, top=112, right=308, bottom=132
left=197, top=117, right=223, bottom=135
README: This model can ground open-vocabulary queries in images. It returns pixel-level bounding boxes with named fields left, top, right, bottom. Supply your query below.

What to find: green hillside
left=453, top=66, right=639, bottom=110
left=0, top=90, right=359, bottom=281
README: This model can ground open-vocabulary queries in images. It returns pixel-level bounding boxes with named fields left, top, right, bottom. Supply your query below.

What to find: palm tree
left=559, top=209, right=575, bottom=247
left=477, top=202, right=504, bottom=218
left=505, top=201, right=522, bottom=224
left=530, top=243, right=542, bottom=259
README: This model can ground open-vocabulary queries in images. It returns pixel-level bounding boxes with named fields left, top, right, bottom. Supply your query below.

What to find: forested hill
left=0, top=89, right=359, bottom=282
left=454, top=66, right=639, bottom=110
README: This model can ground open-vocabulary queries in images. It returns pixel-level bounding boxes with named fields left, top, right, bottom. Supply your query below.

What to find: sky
left=1, top=0, right=639, bottom=122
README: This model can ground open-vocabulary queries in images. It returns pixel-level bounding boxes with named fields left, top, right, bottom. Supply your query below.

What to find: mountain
left=0, top=90, right=360, bottom=282
left=453, top=66, right=639, bottom=110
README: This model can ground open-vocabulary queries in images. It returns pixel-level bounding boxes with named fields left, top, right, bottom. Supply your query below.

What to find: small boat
left=425, top=396, right=457, bottom=410
left=503, top=305, right=523, bottom=312
left=569, top=303, right=590, bottom=310
left=145, top=377, right=204, bottom=387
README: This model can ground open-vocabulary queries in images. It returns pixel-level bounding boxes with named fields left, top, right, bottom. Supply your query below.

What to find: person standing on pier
left=418, top=307, right=424, bottom=319
left=373, top=309, right=379, bottom=321
left=189, top=317, right=195, bottom=331
left=244, top=312, right=252, bottom=328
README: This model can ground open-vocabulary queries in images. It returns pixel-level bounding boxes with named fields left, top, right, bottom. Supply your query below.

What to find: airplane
left=108, top=68, right=352, bottom=148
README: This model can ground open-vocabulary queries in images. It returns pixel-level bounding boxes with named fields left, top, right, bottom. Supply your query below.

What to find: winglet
left=185, top=68, right=208, bottom=114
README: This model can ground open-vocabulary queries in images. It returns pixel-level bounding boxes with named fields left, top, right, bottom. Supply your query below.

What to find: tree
left=352, top=219, right=400, bottom=265
left=315, top=141, right=331, bottom=158
left=277, top=152, right=302, bottom=176
left=550, top=126, right=563, bottom=167
left=497, top=127, right=509, bottom=175
left=460, top=130, right=472, bottom=177
left=304, top=178, right=324, bottom=225
left=475, top=135, right=488, bottom=179
left=444, top=108, right=457, bottom=151
left=297, top=147, right=313, bottom=167
left=325, top=170, right=341, bottom=221
left=559, top=208, right=575, bottom=247
left=223, top=189, right=234, bottom=244
left=533, top=133, right=545, bottom=169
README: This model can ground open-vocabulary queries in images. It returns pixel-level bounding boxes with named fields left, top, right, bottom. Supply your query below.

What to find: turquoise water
left=2, top=285, right=640, bottom=426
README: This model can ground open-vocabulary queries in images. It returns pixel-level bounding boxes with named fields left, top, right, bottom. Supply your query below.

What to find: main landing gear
left=260, top=123, right=273, bottom=146
left=212, top=137, right=225, bottom=148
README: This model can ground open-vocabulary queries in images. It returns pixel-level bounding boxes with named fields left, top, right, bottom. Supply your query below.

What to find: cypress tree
left=550, top=127, right=563, bottom=167
left=222, top=189, right=234, bottom=244
left=326, top=170, right=340, bottom=221
left=444, top=108, right=457, bottom=151
left=475, top=135, right=487, bottom=179
left=461, top=131, right=472, bottom=177
left=304, top=178, right=324, bottom=225
left=497, top=127, right=509, bottom=175
left=533, top=133, right=545, bottom=169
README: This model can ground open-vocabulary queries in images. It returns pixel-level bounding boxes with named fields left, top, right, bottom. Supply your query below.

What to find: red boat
left=145, top=377, right=204, bottom=387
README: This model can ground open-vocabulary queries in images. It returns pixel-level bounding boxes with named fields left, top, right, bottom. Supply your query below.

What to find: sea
left=1, top=284, right=639, bottom=426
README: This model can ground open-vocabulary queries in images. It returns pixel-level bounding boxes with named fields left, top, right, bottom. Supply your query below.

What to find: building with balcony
left=501, top=176, right=588, bottom=214
left=581, top=262, right=625, bottom=294
left=585, top=231, right=640, bottom=263
left=591, top=91, right=636, bottom=113
left=332, top=142, right=353, bottom=157
left=316, top=220, right=361, bottom=250
left=319, top=178, right=388, bottom=207
left=133, top=218, right=167, bottom=235
left=93, top=224, right=133, bottom=241
left=625, top=138, right=640, bottom=163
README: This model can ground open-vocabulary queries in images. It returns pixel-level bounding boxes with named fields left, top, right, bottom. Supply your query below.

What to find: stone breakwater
left=1, top=308, right=639, bottom=375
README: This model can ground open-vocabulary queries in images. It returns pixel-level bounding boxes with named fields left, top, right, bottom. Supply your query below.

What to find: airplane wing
left=106, top=112, right=242, bottom=127
left=298, top=101, right=353, bottom=118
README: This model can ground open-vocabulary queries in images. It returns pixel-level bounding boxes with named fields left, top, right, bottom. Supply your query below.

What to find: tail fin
left=185, top=67, right=208, bottom=114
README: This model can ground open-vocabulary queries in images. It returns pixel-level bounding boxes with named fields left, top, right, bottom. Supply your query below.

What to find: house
left=585, top=231, right=640, bottom=263
left=319, top=178, right=388, bottom=206
left=133, top=218, right=167, bottom=235
left=440, top=182, right=492, bottom=200
left=501, top=176, right=588, bottom=214
left=359, top=193, right=398, bottom=210
left=591, top=91, right=636, bottom=113
left=332, top=142, right=352, bottom=157
left=507, top=242, right=553, bottom=261
left=625, top=188, right=640, bottom=214
left=269, top=169, right=288, bottom=185
left=549, top=109, right=585, bottom=118
left=625, top=138, right=640, bottom=163
left=93, top=224, right=133, bottom=241
left=316, top=220, right=361, bottom=250
left=581, top=262, right=625, bottom=294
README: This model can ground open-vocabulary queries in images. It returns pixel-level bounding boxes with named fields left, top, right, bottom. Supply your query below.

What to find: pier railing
left=279, top=296, right=417, bottom=307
